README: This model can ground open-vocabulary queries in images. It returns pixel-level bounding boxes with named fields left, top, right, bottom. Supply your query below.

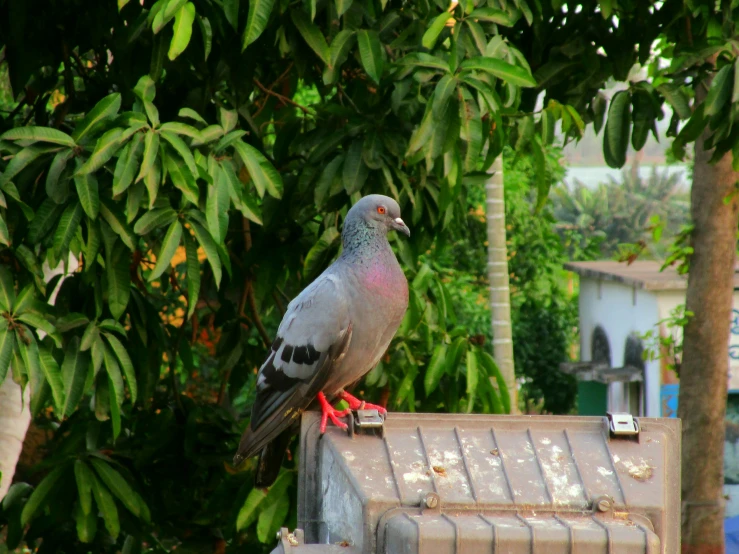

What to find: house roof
left=563, top=260, right=699, bottom=291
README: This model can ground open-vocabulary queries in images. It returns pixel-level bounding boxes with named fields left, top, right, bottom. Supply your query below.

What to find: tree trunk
left=679, top=85, right=739, bottom=552
left=0, top=256, right=77, bottom=501
left=486, top=154, right=518, bottom=413
left=0, top=377, right=31, bottom=500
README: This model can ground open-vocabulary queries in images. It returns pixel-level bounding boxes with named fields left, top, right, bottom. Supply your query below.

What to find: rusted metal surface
left=290, top=412, right=679, bottom=553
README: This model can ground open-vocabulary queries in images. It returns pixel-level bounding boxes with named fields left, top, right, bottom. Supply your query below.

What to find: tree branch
left=253, top=78, right=312, bottom=115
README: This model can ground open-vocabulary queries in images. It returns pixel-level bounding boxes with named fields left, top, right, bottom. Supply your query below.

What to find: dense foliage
left=2, top=0, right=734, bottom=550
left=552, top=164, right=690, bottom=259
left=0, top=0, right=569, bottom=551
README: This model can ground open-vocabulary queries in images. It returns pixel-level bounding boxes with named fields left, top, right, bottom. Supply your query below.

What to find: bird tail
left=254, top=430, right=292, bottom=488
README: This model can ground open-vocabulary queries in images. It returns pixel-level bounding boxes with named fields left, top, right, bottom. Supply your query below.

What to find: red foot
left=339, top=391, right=387, bottom=416
left=317, top=392, right=349, bottom=433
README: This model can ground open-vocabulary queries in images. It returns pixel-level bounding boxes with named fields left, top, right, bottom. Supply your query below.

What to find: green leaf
left=223, top=0, right=239, bottom=29
left=432, top=74, right=457, bottom=118
left=459, top=57, right=536, bottom=87
left=168, top=2, right=196, bottom=60
left=107, top=242, right=131, bottom=320
left=74, top=168, right=100, bottom=219
left=38, top=347, right=65, bottom=412
left=242, top=0, right=275, bottom=49
left=256, top=472, right=293, bottom=542
left=102, top=342, right=125, bottom=410
left=1, top=127, right=76, bottom=147
left=62, top=337, right=90, bottom=416
left=407, top=102, right=435, bottom=156
left=424, top=343, right=448, bottom=396
left=46, top=149, right=75, bottom=204
left=233, top=141, right=283, bottom=199
left=90, top=473, right=120, bottom=539
left=422, top=12, right=453, bottom=50
left=78, top=128, right=125, bottom=175
left=236, top=487, right=267, bottom=531
left=206, top=174, right=230, bottom=243
left=467, top=7, right=519, bottom=25
left=190, top=220, right=222, bottom=287
left=103, top=333, right=137, bottom=404
left=134, top=208, right=178, bottom=235
left=80, top=322, right=99, bottom=352
left=733, top=58, right=739, bottom=104
left=55, top=312, right=90, bottom=333
left=357, top=30, right=384, bottom=85
left=152, top=0, right=187, bottom=33
left=15, top=245, right=43, bottom=281
left=100, top=200, right=136, bottom=251
left=657, top=84, right=691, bottom=120
left=85, top=218, right=102, bottom=270
left=291, top=11, right=330, bottom=65
left=144, top=159, right=162, bottom=208
left=160, top=131, right=198, bottom=176
left=113, top=132, right=145, bottom=195
left=136, top=130, right=160, bottom=184
left=159, top=122, right=201, bottom=140
left=21, top=466, right=66, bottom=525
left=329, top=30, right=355, bottom=70
left=0, top=214, right=9, bottom=247
left=75, top=502, right=97, bottom=543
left=74, top=460, right=95, bottom=515
left=178, top=107, right=207, bottom=125
left=304, top=227, right=340, bottom=280
left=17, top=313, right=62, bottom=348
left=0, top=146, right=47, bottom=188
left=396, top=52, right=449, bottom=71
left=89, top=458, right=143, bottom=517
left=164, top=153, right=199, bottom=204
left=72, top=93, right=122, bottom=144
left=149, top=220, right=182, bottom=282
left=13, top=284, right=36, bottom=316
left=190, top=124, right=224, bottom=146
left=478, top=351, right=510, bottom=414
left=704, top=64, right=732, bottom=117
left=183, top=232, right=200, bottom=318
left=52, top=202, right=83, bottom=260
left=28, top=199, right=64, bottom=243
left=0, top=322, right=15, bottom=384
left=343, top=139, right=369, bottom=195
left=465, top=347, right=478, bottom=394
left=99, top=319, right=127, bottom=335
left=0, top=266, right=15, bottom=311
left=603, top=90, right=631, bottom=168
left=335, top=0, right=353, bottom=16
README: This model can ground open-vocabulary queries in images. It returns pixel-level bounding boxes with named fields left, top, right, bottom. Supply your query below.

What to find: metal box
left=271, top=412, right=680, bottom=553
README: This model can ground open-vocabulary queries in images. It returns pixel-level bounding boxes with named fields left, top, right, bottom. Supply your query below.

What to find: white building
left=565, top=260, right=739, bottom=517
left=565, top=260, right=739, bottom=415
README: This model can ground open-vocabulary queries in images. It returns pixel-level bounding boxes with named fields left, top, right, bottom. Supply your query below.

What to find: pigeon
left=234, top=194, right=410, bottom=486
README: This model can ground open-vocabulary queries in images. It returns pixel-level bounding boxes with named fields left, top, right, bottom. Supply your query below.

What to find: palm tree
left=486, top=155, right=517, bottom=412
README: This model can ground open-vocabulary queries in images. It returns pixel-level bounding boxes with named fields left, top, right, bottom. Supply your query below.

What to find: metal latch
left=607, top=412, right=639, bottom=436
left=347, top=409, right=385, bottom=439
left=356, top=409, right=384, bottom=428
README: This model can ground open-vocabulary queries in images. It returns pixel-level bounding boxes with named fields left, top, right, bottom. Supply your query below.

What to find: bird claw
left=317, top=392, right=349, bottom=433
left=339, top=391, right=387, bottom=416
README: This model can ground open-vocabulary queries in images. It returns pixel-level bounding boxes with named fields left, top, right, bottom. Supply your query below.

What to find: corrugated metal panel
left=298, top=413, right=680, bottom=553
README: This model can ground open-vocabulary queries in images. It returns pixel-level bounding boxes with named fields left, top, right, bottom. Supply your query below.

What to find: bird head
left=346, top=194, right=410, bottom=237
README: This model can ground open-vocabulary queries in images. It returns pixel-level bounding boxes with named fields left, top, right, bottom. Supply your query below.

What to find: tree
left=485, top=155, right=518, bottom=409
left=0, top=0, right=543, bottom=550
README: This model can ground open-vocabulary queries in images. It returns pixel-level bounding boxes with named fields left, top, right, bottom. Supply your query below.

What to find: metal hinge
left=607, top=412, right=640, bottom=436
left=347, top=409, right=385, bottom=439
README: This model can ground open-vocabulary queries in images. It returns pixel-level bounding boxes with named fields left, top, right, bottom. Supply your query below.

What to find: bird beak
left=392, top=217, right=410, bottom=237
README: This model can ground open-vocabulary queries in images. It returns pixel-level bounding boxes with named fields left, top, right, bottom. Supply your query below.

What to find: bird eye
left=377, top=206, right=386, bottom=214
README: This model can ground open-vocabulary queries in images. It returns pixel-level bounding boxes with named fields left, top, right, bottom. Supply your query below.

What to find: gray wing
left=234, top=273, right=351, bottom=464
